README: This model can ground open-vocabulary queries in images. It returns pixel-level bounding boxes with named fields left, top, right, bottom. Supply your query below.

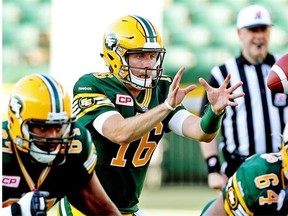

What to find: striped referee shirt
left=200, top=53, right=288, bottom=156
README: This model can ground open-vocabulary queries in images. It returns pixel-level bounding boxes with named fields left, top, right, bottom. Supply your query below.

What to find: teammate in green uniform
left=201, top=126, right=288, bottom=216
left=60, top=15, right=245, bottom=215
left=2, top=74, right=121, bottom=216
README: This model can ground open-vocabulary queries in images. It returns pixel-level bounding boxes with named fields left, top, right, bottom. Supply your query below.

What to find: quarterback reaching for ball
left=59, top=15, right=244, bottom=215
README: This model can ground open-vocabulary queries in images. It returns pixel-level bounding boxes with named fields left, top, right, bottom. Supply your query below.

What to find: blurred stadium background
left=2, top=0, right=288, bottom=214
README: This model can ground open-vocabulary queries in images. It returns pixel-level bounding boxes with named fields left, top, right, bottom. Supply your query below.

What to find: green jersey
left=2, top=120, right=96, bottom=210
left=223, top=152, right=288, bottom=215
left=72, top=72, right=185, bottom=214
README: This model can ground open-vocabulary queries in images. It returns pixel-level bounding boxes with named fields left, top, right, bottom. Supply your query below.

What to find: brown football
left=267, top=53, right=288, bottom=93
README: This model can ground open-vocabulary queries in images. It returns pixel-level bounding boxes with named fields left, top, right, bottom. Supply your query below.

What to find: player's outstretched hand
left=166, top=67, right=197, bottom=109
left=6, top=191, right=50, bottom=216
left=199, top=74, right=245, bottom=115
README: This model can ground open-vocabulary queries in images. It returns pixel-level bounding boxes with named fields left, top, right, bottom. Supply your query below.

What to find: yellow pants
left=56, top=197, right=135, bottom=216
left=57, top=197, right=85, bottom=216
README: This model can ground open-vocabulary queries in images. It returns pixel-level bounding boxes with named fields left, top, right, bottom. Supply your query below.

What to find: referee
left=199, top=4, right=288, bottom=190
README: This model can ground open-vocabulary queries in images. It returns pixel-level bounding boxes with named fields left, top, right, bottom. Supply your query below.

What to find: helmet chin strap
left=30, top=143, right=59, bottom=164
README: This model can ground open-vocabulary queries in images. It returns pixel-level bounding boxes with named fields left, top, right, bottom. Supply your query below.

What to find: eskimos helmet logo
left=9, top=96, right=23, bottom=119
left=105, top=33, right=118, bottom=51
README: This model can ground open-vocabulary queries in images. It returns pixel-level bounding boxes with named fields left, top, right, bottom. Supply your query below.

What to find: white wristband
left=164, top=99, right=176, bottom=111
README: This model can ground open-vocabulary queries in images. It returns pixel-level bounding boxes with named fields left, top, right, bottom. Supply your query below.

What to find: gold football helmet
left=282, top=123, right=288, bottom=179
left=281, top=144, right=288, bottom=179
left=102, top=15, right=166, bottom=89
left=8, top=74, right=75, bottom=164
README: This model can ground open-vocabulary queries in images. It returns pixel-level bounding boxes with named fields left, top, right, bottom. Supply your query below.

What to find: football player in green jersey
left=2, top=74, right=121, bottom=216
left=201, top=125, right=288, bottom=216
left=60, top=15, right=245, bottom=215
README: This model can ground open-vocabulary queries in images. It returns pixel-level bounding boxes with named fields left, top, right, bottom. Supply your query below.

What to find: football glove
left=3, top=190, right=49, bottom=216
left=277, top=186, right=288, bottom=213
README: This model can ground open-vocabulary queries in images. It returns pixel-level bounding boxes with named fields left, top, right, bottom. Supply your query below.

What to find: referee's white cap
left=237, top=4, right=272, bottom=29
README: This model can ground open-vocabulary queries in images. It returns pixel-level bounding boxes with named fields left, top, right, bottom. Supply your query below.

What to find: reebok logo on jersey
left=78, top=86, right=92, bottom=91
left=116, top=94, right=134, bottom=106
left=2, top=175, right=20, bottom=188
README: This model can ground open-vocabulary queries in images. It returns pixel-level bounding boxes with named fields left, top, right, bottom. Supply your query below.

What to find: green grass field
left=139, top=184, right=217, bottom=215
left=48, top=183, right=217, bottom=215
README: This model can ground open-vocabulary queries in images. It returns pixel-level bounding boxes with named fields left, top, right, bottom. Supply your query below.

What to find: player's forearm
left=70, top=174, right=121, bottom=216
left=201, top=195, right=226, bottom=216
left=182, top=105, right=223, bottom=142
left=103, top=102, right=171, bottom=145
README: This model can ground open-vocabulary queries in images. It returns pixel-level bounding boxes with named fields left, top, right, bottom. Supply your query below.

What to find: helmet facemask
left=18, top=117, right=75, bottom=165
left=120, top=48, right=165, bottom=90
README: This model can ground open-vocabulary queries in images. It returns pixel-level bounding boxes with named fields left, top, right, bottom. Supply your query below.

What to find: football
left=267, top=53, right=288, bottom=93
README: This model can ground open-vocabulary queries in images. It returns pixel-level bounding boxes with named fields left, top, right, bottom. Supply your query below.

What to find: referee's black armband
left=206, top=155, right=221, bottom=173
left=11, top=203, right=21, bottom=216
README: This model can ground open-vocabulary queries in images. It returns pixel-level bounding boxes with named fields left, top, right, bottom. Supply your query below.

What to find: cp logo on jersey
left=2, top=175, right=20, bottom=188
left=116, top=94, right=134, bottom=107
